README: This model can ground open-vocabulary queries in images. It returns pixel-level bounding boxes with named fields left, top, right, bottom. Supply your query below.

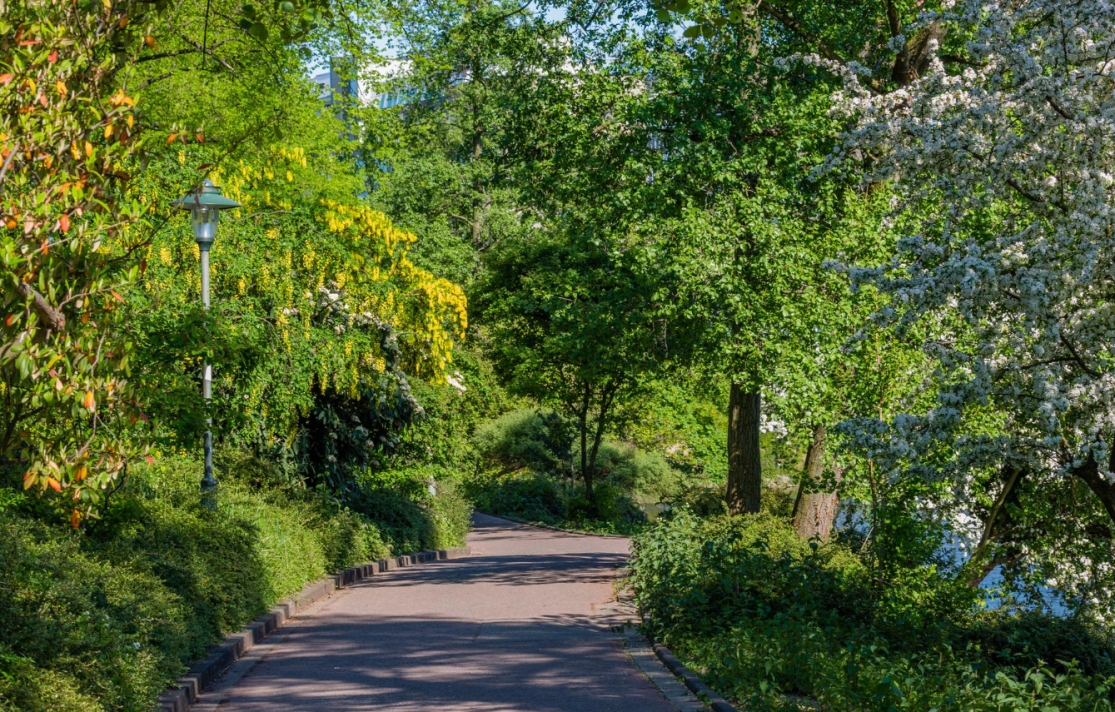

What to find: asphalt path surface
left=210, top=513, right=678, bottom=711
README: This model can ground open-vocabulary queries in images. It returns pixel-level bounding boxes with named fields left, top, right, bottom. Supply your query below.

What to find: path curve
left=207, top=513, right=678, bottom=711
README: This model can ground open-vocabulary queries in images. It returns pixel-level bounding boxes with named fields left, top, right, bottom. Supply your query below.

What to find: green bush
left=464, top=470, right=566, bottom=522
left=566, top=481, right=646, bottom=526
left=427, top=479, right=473, bottom=549
left=473, top=408, right=573, bottom=476
left=630, top=510, right=1115, bottom=712
left=0, top=653, right=102, bottom=712
left=465, top=469, right=648, bottom=534
left=590, top=441, right=683, bottom=502
left=466, top=407, right=682, bottom=533
left=313, top=508, right=390, bottom=573
left=348, top=468, right=473, bottom=553
left=0, top=451, right=448, bottom=712
left=0, top=515, right=193, bottom=711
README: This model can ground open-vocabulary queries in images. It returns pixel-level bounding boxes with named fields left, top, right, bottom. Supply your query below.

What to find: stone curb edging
left=480, top=512, right=631, bottom=539
left=158, top=546, right=471, bottom=712
left=652, top=644, right=739, bottom=712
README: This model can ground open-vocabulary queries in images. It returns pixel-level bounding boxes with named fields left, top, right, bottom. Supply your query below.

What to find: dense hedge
left=0, top=453, right=471, bottom=712
left=631, top=511, right=1115, bottom=712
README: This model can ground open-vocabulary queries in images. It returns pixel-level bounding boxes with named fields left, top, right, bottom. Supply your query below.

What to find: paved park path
left=207, top=513, right=680, bottom=711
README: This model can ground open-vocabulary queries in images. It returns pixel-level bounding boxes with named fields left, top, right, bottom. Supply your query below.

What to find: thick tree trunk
left=791, top=425, right=840, bottom=540
left=1073, top=451, right=1115, bottom=525
left=726, top=384, right=762, bottom=514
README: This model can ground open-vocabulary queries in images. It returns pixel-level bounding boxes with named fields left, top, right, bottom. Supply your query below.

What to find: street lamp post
left=172, top=179, right=241, bottom=504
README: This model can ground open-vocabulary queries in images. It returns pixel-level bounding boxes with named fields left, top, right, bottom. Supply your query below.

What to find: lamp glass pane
left=191, top=206, right=219, bottom=244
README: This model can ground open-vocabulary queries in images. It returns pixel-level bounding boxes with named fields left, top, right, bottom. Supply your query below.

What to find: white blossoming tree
left=834, top=0, right=1115, bottom=616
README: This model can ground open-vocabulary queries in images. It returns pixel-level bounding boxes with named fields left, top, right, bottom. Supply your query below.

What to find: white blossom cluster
left=829, top=0, right=1115, bottom=619
left=315, top=283, right=385, bottom=335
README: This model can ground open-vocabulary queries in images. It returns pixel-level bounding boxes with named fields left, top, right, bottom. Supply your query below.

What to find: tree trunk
left=1073, top=451, right=1115, bottom=525
left=962, top=464, right=1023, bottom=587
left=578, top=385, right=591, bottom=501
left=791, top=425, right=840, bottom=541
left=584, top=383, right=618, bottom=506
left=726, top=384, right=761, bottom=514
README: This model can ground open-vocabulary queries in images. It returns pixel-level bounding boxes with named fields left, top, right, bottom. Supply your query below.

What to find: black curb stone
left=157, top=546, right=471, bottom=712
left=653, top=643, right=739, bottom=712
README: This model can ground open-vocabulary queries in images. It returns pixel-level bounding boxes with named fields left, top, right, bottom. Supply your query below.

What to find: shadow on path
left=212, top=513, right=673, bottom=712
left=361, top=553, right=628, bottom=588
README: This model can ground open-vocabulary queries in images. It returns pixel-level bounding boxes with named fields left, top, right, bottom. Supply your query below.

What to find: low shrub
left=464, top=470, right=647, bottom=534
left=0, top=514, right=193, bottom=711
left=566, top=481, right=646, bottom=527
left=631, top=510, right=1115, bottom=712
left=466, top=408, right=682, bottom=533
left=0, top=450, right=461, bottom=712
left=464, top=470, right=566, bottom=523
left=0, top=653, right=102, bottom=712
left=349, top=467, right=473, bottom=553
left=427, top=479, right=473, bottom=549
left=590, top=441, right=683, bottom=503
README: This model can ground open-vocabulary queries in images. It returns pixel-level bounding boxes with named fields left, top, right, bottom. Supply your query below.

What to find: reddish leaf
left=59, top=213, right=70, bottom=232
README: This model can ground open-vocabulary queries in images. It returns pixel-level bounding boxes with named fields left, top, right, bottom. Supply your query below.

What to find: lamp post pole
left=200, top=244, right=215, bottom=500
left=172, top=179, right=240, bottom=506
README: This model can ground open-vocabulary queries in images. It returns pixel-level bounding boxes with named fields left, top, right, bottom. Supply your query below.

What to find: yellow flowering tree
left=128, top=143, right=467, bottom=489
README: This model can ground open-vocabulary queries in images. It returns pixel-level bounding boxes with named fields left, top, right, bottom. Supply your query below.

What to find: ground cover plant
left=632, top=510, right=1115, bottom=711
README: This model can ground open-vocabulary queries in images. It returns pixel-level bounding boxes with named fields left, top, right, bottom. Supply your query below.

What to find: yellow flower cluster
left=315, top=199, right=468, bottom=380
left=142, top=146, right=468, bottom=426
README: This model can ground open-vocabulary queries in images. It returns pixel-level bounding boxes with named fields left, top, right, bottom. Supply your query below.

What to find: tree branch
left=15, top=281, right=65, bottom=332
left=0, top=141, right=19, bottom=191
left=136, top=71, right=174, bottom=91
left=1059, top=331, right=1098, bottom=377
left=757, top=2, right=842, bottom=64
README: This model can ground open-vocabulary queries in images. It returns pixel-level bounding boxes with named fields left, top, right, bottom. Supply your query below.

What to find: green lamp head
left=171, top=179, right=241, bottom=247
